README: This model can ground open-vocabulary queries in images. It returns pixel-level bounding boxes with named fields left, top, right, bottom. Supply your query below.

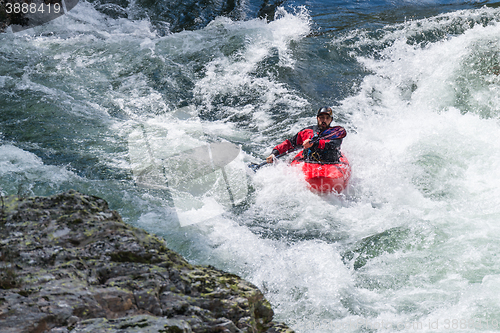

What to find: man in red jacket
left=266, top=107, right=344, bottom=164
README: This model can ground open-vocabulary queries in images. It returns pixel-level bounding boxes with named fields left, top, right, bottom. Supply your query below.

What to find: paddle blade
left=248, top=161, right=268, bottom=172
left=320, top=126, right=346, bottom=140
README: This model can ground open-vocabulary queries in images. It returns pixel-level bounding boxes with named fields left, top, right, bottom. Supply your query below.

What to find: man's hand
left=266, top=154, right=275, bottom=163
left=303, top=139, right=313, bottom=149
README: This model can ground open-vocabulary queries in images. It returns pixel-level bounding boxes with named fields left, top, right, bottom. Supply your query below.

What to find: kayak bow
left=291, top=151, right=351, bottom=194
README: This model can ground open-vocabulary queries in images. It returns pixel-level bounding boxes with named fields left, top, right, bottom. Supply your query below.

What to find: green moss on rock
left=0, top=190, right=294, bottom=333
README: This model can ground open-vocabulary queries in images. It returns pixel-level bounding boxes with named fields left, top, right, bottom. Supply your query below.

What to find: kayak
left=290, top=151, right=351, bottom=194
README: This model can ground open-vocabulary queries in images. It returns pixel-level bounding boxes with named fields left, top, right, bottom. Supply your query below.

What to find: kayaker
left=266, top=107, right=345, bottom=164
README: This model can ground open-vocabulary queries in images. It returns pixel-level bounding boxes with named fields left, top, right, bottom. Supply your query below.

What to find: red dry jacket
left=272, top=125, right=344, bottom=163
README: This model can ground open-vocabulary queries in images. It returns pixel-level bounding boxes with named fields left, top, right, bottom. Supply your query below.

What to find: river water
left=2, top=0, right=500, bottom=332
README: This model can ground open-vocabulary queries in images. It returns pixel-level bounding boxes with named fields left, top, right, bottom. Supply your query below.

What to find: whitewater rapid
left=2, top=2, right=500, bottom=332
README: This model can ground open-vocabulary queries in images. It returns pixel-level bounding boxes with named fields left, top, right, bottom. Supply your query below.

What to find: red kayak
left=291, top=151, right=351, bottom=194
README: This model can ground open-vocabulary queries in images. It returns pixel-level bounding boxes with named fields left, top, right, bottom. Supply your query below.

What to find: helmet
left=317, top=106, right=333, bottom=117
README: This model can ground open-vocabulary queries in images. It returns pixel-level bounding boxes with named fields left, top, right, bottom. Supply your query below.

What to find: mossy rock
left=0, top=190, right=294, bottom=333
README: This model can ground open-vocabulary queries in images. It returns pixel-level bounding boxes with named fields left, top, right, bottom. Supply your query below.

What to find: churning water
left=2, top=0, right=500, bottom=331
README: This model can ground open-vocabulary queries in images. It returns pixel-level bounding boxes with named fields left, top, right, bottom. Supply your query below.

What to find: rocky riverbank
left=0, top=190, right=293, bottom=333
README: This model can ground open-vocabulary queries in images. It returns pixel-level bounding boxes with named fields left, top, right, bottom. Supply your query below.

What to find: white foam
left=181, top=7, right=500, bottom=331
left=193, top=7, right=311, bottom=130
left=5, top=2, right=500, bottom=331
left=0, top=144, right=77, bottom=195
left=319, top=7, right=500, bottom=331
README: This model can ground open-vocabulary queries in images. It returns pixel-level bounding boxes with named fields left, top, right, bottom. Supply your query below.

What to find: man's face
left=317, top=114, right=333, bottom=130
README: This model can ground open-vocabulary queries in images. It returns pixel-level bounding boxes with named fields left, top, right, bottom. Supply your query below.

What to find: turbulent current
left=2, top=0, right=500, bottom=332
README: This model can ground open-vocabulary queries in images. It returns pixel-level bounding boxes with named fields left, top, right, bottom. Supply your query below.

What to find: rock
left=0, top=190, right=293, bottom=333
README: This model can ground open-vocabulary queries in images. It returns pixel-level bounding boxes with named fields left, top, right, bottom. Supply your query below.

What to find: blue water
left=3, top=0, right=500, bottom=331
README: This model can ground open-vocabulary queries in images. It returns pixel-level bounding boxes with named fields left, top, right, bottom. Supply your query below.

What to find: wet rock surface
left=0, top=190, right=293, bottom=333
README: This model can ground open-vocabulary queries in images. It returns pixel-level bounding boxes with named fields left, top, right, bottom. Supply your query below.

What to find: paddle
left=249, top=126, right=346, bottom=172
